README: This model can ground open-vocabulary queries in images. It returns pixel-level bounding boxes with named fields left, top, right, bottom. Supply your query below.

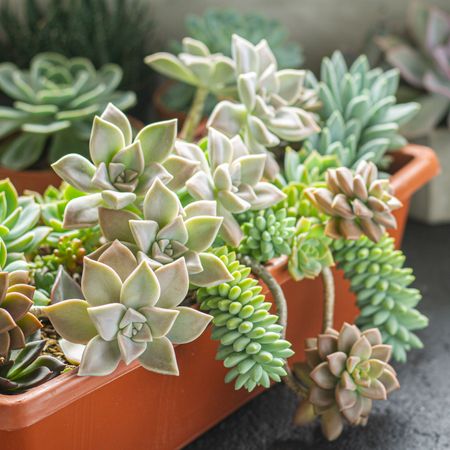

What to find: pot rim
left=0, top=144, right=439, bottom=431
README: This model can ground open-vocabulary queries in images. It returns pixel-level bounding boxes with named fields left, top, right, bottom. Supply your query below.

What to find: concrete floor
left=186, top=222, right=450, bottom=450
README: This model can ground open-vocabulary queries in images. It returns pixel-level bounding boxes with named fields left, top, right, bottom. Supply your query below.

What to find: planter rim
left=0, top=143, right=439, bottom=431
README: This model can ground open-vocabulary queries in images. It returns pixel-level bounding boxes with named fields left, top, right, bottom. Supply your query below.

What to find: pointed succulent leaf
left=138, top=336, right=179, bottom=375
left=78, top=336, right=121, bottom=376
left=143, top=179, right=180, bottom=227
left=166, top=306, right=212, bottom=344
left=189, top=252, right=233, bottom=287
left=155, top=258, right=189, bottom=309
left=89, top=116, right=125, bottom=166
left=51, top=155, right=97, bottom=193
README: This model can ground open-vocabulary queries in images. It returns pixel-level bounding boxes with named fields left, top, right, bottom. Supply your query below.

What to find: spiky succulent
left=0, top=270, right=42, bottom=360
left=198, top=247, right=294, bottom=392
left=146, top=38, right=236, bottom=98
left=52, top=103, right=197, bottom=229
left=238, top=208, right=295, bottom=263
left=0, top=340, right=64, bottom=394
left=303, top=51, right=419, bottom=168
left=45, top=240, right=212, bottom=376
left=96, top=178, right=232, bottom=287
left=288, top=217, right=333, bottom=281
left=0, top=52, right=136, bottom=170
left=377, top=2, right=450, bottom=137
left=0, top=179, right=51, bottom=270
left=294, top=322, right=399, bottom=441
left=180, top=128, right=285, bottom=247
left=306, top=161, right=402, bottom=242
left=208, top=35, right=319, bottom=179
left=333, top=234, right=428, bottom=362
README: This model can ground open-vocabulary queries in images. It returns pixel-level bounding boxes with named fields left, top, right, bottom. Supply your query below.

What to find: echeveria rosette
left=294, top=323, right=400, bottom=441
left=0, top=270, right=42, bottom=361
left=181, top=128, right=286, bottom=247
left=0, top=340, right=64, bottom=394
left=288, top=217, right=334, bottom=281
left=97, top=178, right=232, bottom=288
left=306, top=161, right=402, bottom=243
left=44, top=240, right=212, bottom=376
left=52, top=103, right=198, bottom=229
left=145, top=37, right=236, bottom=97
left=208, top=35, right=319, bottom=179
left=377, top=2, right=450, bottom=136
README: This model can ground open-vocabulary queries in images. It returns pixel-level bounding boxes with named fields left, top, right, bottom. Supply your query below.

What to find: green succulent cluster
left=0, top=52, right=136, bottom=170
left=198, top=247, right=294, bottom=392
left=332, top=234, right=427, bottom=362
left=289, top=217, right=334, bottom=281
left=304, top=51, right=419, bottom=168
left=238, top=208, right=295, bottom=263
left=0, top=340, right=64, bottom=394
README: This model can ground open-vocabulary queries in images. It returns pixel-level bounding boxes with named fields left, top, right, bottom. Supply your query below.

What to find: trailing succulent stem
left=332, top=234, right=427, bottom=362
left=321, top=266, right=335, bottom=332
left=179, top=87, right=208, bottom=141
left=197, top=247, right=294, bottom=392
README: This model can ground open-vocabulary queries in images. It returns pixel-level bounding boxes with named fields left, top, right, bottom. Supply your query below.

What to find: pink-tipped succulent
left=294, top=322, right=400, bottom=441
left=306, top=161, right=402, bottom=242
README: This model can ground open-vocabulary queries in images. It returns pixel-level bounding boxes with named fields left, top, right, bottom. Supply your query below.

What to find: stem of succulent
left=179, top=87, right=208, bottom=142
left=239, top=255, right=308, bottom=397
left=30, top=306, right=47, bottom=318
left=321, top=266, right=335, bottom=333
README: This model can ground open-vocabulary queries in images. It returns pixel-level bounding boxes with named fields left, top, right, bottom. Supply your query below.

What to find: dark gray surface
left=185, top=222, right=450, bottom=450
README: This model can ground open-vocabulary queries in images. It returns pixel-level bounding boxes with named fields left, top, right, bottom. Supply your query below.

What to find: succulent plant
left=52, top=103, right=197, bottom=228
left=238, top=208, right=295, bottom=263
left=294, top=322, right=399, bottom=441
left=172, top=9, right=303, bottom=70
left=303, top=51, right=419, bottom=168
left=0, top=179, right=51, bottom=270
left=0, top=270, right=42, bottom=360
left=0, top=340, right=64, bottom=394
left=208, top=35, right=319, bottom=179
left=146, top=38, right=236, bottom=98
left=306, top=161, right=402, bottom=242
left=44, top=240, right=212, bottom=376
left=333, top=234, right=428, bottom=362
left=288, top=217, right=334, bottom=281
left=198, top=247, right=294, bottom=392
left=0, top=53, right=136, bottom=170
left=376, top=2, right=450, bottom=137
left=180, top=128, right=286, bottom=247
left=97, top=178, right=232, bottom=287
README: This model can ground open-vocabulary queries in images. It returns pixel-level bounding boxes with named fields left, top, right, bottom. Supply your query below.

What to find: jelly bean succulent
left=0, top=340, right=64, bottom=394
left=303, top=51, right=419, bottom=168
left=306, top=161, right=402, bottom=242
left=0, top=270, right=42, bottom=360
left=208, top=35, right=319, bottom=179
left=52, top=103, right=197, bottom=228
left=294, top=323, right=399, bottom=441
left=97, top=178, right=232, bottom=287
left=180, top=128, right=286, bottom=247
left=0, top=52, right=136, bottom=170
left=377, top=1, right=450, bottom=137
left=44, top=240, right=212, bottom=376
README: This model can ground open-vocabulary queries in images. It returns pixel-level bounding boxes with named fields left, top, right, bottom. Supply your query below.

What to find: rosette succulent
left=97, top=178, right=232, bottom=287
left=288, top=217, right=333, bottom=281
left=0, top=52, right=136, bottom=169
left=44, top=240, right=212, bottom=376
left=0, top=270, right=42, bottom=360
left=180, top=128, right=286, bottom=247
left=294, top=323, right=400, bottom=441
left=377, top=2, right=450, bottom=137
left=306, top=161, right=402, bottom=242
left=0, top=340, right=64, bottom=394
left=303, top=51, right=419, bottom=168
left=52, top=103, right=197, bottom=228
left=208, top=35, right=319, bottom=179
left=146, top=37, right=236, bottom=98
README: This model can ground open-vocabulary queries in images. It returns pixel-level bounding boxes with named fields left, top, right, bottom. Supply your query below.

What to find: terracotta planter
left=0, top=144, right=439, bottom=450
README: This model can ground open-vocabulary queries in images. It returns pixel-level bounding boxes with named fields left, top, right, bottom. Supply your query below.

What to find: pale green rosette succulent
left=180, top=128, right=286, bottom=247
left=44, top=240, right=212, bottom=376
left=52, top=103, right=198, bottom=229
left=208, top=35, right=319, bottom=179
left=145, top=37, right=236, bottom=97
left=97, top=178, right=232, bottom=287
